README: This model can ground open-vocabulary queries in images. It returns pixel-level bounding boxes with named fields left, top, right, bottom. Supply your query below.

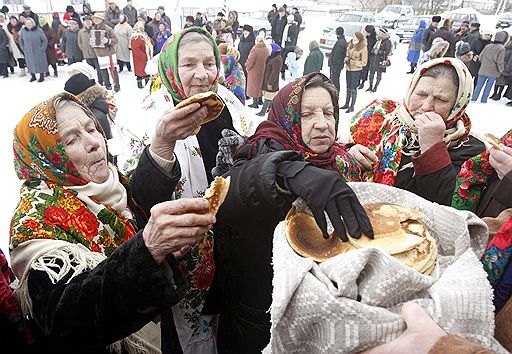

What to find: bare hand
left=359, top=302, right=447, bottom=354
left=489, top=145, right=512, bottom=179
left=415, top=112, right=446, bottom=153
left=143, top=198, right=215, bottom=263
left=349, top=144, right=378, bottom=170
left=151, top=103, right=207, bottom=160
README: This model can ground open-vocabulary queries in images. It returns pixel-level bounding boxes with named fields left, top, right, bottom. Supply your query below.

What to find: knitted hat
left=217, top=12, right=225, bottom=17
left=471, top=22, right=480, bottom=28
left=64, top=73, right=95, bottom=95
left=456, top=41, right=471, bottom=57
left=242, top=24, right=253, bottom=32
left=378, top=27, right=388, bottom=35
left=335, top=26, right=344, bottom=36
left=91, top=12, right=105, bottom=21
left=364, top=25, right=375, bottom=34
left=432, top=15, right=441, bottom=23
left=271, top=42, right=281, bottom=54
left=66, top=5, right=74, bottom=12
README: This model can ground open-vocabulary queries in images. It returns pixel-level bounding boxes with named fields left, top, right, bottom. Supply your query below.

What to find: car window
left=338, top=14, right=363, bottom=22
left=335, top=23, right=363, bottom=36
left=383, top=5, right=402, bottom=14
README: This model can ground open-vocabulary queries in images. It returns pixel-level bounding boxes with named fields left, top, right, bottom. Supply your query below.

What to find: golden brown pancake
left=175, top=91, right=225, bottom=134
left=203, top=176, right=231, bottom=215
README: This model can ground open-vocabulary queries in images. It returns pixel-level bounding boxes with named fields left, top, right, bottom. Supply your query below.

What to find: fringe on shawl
left=15, top=244, right=162, bottom=354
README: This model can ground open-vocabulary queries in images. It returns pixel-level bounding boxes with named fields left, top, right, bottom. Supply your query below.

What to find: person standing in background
left=114, top=14, right=133, bottom=72
left=61, top=19, right=83, bottom=65
left=286, top=46, right=303, bottom=81
left=146, top=12, right=162, bottom=39
left=271, top=7, right=287, bottom=47
left=82, top=3, right=93, bottom=18
left=105, top=1, right=121, bottom=28
left=51, top=12, right=60, bottom=33
left=267, top=4, right=278, bottom=27
left=366, top=27, right=392, bottom=92
left=491, top=39, right=512, bottom=101
left=78, top=15, right=102, bottom=85
left=228, top=11, right=239, bottom=40
left=7, top=16, right=26, bottom=76
left=357, top=25, right=376, bottom=90
left=152, top=23, right=171, bottom=55
left=19, top=17, right=48, bottom=82
left=213, top=12, right=224, bottom=33
left=0, top=25, right=9, bottom=77
left=130, top=21, right=153, bottom=89
left=238, top=24, right=255, bottom=80
left=257, top=42, right=282, bottom=116
left=292, top=7, right=302, bottom=28
left=91, top=13, right=120, bottom=92
left=123, top=0, right=137, bottom=27
left=20, top=5, right=39, bottom=27
left=421, top=15, right=440, bottom=52
left=246, top=36, right=268, bottom=108
left=328, top=26, right=347, bottom=92
left=157, top=6, right=172, bottom=31
left=280, top=14, right=299, bottom=80
left=428, top=18, right=456, bottom=57
left=341, top=31, right=367, bottom=113
left=65, top=5, right=82, bottom=28
left=39, top=17, right=59, bottom=77
left=184, top=15, right=194, bottom=29
left=406, top=20, right=426, bottom=74
left=303, top=40, right=324, bottom=75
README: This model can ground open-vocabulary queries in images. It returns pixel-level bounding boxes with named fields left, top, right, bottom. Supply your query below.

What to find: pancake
left=174, top=91, right=225, bottom=134
left=394, top=234, right=436, bottom=272
left=203, top=176, right=230, bottom=215
left=286, top=208, right=352, bottom=263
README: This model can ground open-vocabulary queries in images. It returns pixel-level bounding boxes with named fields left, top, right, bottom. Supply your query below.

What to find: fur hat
left=432, top=15, right=441, bottom=23
left=217, top=12, right=225, bottom=17
left=185, top=15, right=194, bottom=22
left=287, top=14, right=295, bottom=22
left=64, top=73, right=95, bottom=95
left=66, top=5, right=74, bottom=13
left=456, top=41, right=471, bottom=57
left=378, top=27, right=388, bottom=35
left=471, top=22, right=480, bottom=29
left=364, top=25, right=375, bottom=34
left=91, top=12, right=105, bottom=21
left=242, top=24, right=253, bottom=32
left=335, top=26, right=344, bottom=36
left=354, top=32, right=364, bottom=42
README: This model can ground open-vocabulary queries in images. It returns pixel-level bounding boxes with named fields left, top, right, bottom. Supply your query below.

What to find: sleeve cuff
left=148, top=147, right=176, bottom=172
left=412, top=141, right=451, bottom=176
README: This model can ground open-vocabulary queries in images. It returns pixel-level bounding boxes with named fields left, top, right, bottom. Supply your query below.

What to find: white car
left=322, top=11, right=376, bottom=34
left=319, top=22, right=399, bottom=56
left=376, top=5, right=414, bottom=29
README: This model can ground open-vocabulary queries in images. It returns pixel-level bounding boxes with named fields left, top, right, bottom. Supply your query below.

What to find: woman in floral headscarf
left=9, top=93, right=215, bottom=352
left=130, top=20, right=153, bottom=89
left=218, top=43, right=246, bottom=104
left=349, top=57, right=485, bottom=205
left=209, top=72, right=373, bottom=352
left=133, top=26, right=258, bottom=352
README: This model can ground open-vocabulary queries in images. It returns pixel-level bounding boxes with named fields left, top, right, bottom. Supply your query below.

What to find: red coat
left=131, top=36, right=152, bottom=77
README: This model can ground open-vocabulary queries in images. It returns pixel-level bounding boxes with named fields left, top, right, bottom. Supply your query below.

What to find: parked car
left=322, top=11, right=376, bottom=34
left=496, top=12, right=512, bottom=29
left=376, top=5, right=414, bottom=29
left=443, top=8, right=481, bottom=29
left=319, top=22, right=399, bottom=56
left=396, top=15, right=432, bottom=42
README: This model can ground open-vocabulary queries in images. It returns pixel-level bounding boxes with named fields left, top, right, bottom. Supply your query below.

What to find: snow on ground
left=1, top=13, right=511, bottom=256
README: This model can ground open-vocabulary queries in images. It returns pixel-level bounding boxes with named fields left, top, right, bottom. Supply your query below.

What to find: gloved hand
left=212, top=129, right=246, bottom=178
left=278, top=162, right=373, bottom=242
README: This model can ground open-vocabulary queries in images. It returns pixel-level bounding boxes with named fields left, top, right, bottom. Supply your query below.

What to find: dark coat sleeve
left=329, top=38, right=346, bottom=70
left=27, top=234, right=186, bottom=351
left=395, top=136, right=486, bottom=206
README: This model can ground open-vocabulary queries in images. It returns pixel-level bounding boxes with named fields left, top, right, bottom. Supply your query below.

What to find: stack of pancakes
left=286, top=203, right=437, bottom=275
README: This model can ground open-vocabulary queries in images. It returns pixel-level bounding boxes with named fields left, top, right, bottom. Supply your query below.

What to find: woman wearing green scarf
left=129, top=26, right=259, bottom=352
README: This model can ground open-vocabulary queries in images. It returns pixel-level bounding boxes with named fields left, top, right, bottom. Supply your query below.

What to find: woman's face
left=409, top=75, right=457, bottom=122
left=300, top=86, right=336, bottom=154
left=56, top=103, right=109, bottom=183
left=159, top=23, right=165, bottom=32
left=25, top=18, right=34, bottom=29
left=155, top=12, right=162, bottom=21
left=10, top=18, right=17, bottom=26
left=178, top=40, right=218, bottom=98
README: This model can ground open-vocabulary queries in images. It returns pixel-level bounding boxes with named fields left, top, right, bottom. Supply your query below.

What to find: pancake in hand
left=203, top=176, right=231, bottom=215
left=174, top=91, right=225, bottom=134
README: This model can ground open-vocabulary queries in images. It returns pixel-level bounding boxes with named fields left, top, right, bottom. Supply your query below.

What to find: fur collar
left=77, top=84, right=107, bottom=108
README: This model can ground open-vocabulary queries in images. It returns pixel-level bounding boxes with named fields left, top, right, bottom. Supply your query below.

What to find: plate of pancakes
left=286, top=203, right=438, bottom=276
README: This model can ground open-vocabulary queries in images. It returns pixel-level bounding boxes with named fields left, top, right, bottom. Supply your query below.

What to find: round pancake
left=394, top=234, right=436, bottom=272
left=286, top=211, right=352, bottom=263
left=203, top=176, right=231, bottom=215
left=174, top=91, right=225, bottom=134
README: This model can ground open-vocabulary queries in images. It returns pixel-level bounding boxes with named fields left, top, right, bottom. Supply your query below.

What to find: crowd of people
left=1, top=3, right=512, bottom=354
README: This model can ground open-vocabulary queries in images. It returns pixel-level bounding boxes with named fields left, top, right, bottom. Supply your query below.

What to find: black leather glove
left=278, top=162, right=373, bottom=242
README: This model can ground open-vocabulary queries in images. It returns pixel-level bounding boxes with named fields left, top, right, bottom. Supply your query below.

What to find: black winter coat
left=395, top=136, right=485, bottom=206
left=476, top=171, right=512, bottom=218
left=284, top=24, right=299, bottom=48
left=421, top=24, right=436, bottom=52
left=0, top=27, right=9, bottom=64
left=26, top=147, right=186, bottom=353
left=428, top=26, right=457, bottom=57
left=369, top=38, right=392, bottom=73
left=328, top=35, right=347, bottom=71
left=237, top=31, right=255, bottom=72
left=208, top=139, right=300, bottom=353
left=271, top=15, right=287, bottom=46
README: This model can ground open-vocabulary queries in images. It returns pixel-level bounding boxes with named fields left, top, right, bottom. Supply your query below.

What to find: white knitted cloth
left=264, top=182, right=507, bottom=354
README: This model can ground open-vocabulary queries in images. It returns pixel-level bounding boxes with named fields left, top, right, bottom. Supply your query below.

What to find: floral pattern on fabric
left=246, top=73, right=364, bottom=182
left=158, top=27, right=221, bottom=103
left=350, top=58, right=474, bottom=186
left=10, top=93, right=138, bottom=255
left=220, top=54, right=246, bottom=104
left=452, top=129, right=512, bottom=212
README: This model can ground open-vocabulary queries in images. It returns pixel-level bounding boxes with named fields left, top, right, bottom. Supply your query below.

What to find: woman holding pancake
left=208, top=73, right=373, bottom=352
left=349, top=57, right=486, bottom=206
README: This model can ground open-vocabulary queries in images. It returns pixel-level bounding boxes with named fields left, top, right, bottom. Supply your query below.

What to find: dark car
left=396, top=15, right=431, bottom=42
left=496, top=13, right=512, bottom=29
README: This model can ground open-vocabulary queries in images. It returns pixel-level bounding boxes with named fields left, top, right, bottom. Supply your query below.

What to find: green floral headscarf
left=158, top=26, right=221, bottom=103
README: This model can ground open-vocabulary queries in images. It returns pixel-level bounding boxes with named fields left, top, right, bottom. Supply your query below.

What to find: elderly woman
left=10, top=93, right=215, bottom=352
left=218, top=43, right=246, bottom=104
left=19, top=17, right=48, bottom=82
left=349, top=58, right=486, bottom=206
left=130, top=21, right=153, bottom=89
left=418, top=37, right=449, bottom=65
left=209, top=73, right=373, bottom=352
left=135, top=26, right=257, bottom=352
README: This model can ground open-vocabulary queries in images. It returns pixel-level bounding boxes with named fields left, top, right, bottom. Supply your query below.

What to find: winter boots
left=357, top=80, right=365, bottom=90
left=371, top=79, right=380, bottom=92
left=340, top=89, right=351, bottom=109
left=37, top=73, right=44, bottom=82
left=407, top=63, right=416, bottom=74
left=29, top=74, right=36, bottom=82
left=248, top=97, right=260, bottom=108
left=345, top=89, right=357, bottom=113
left=256, top=99, right=271, bottom=116
left=365, top=80, right=373, bottom=92
left=491, top=85, right=504, bottom=100
left=137, top=78, right=144, bottom=89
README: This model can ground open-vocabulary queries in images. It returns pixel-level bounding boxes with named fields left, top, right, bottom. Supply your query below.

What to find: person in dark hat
left=66, top=5, right=82, bottom=28
left=157, top=5, right=172, bottom=30
left=357, top=24, right=376, bottom=89
left=328, top=26, right=347, bottom=92
left=421, top=15, right=441, bottom=52
left=267, top=4, right=278, bottom=25
left=1, top=5, right=9, bottom=16
left=213, top=11, right=224, bottom=32
left=455, top=20, right=470, bottom=42
left=428, top=18, right=456, bottom=57
left=184, top=15, right=195, bottom=28
left=238, top=24, right=255, bottom=80
left=21, top=5, right=39, bottom=27
left=292, top=6, right=302, bottom=28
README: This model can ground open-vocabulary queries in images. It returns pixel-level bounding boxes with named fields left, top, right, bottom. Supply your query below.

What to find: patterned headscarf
left=350, top=57, right=473, bottom=185
left=452, top=129, right=512, bottom=212
left=245, top=73, right=364, bottom=181
left=220, top=54, right=246, bottom=104
left=11, top=93, right=137, bottom=255
left=158, top=26, right=221, bottom=103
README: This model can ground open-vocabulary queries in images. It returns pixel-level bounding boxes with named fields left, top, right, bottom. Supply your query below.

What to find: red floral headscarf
left=245, top=73, right=364, bottom=181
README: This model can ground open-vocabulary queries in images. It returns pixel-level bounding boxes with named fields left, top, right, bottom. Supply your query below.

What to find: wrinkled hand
left=143, top=198, right=215, bottom=264
left=349, top=144, right=378, bottom=170
left=359, top=302, right=447, bottom=354
left=489, top=145, right=512, bottom=179
left=151, top=103, right=208, bottom=160
left=415, top=112, right=446, bottom=153
left=212, top=129, right=245, bottom=178
left=279, top=163, right=373, bottom=241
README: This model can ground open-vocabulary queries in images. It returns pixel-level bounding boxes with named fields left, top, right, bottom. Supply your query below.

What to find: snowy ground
left=1, top=13, right=511, bottom=256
